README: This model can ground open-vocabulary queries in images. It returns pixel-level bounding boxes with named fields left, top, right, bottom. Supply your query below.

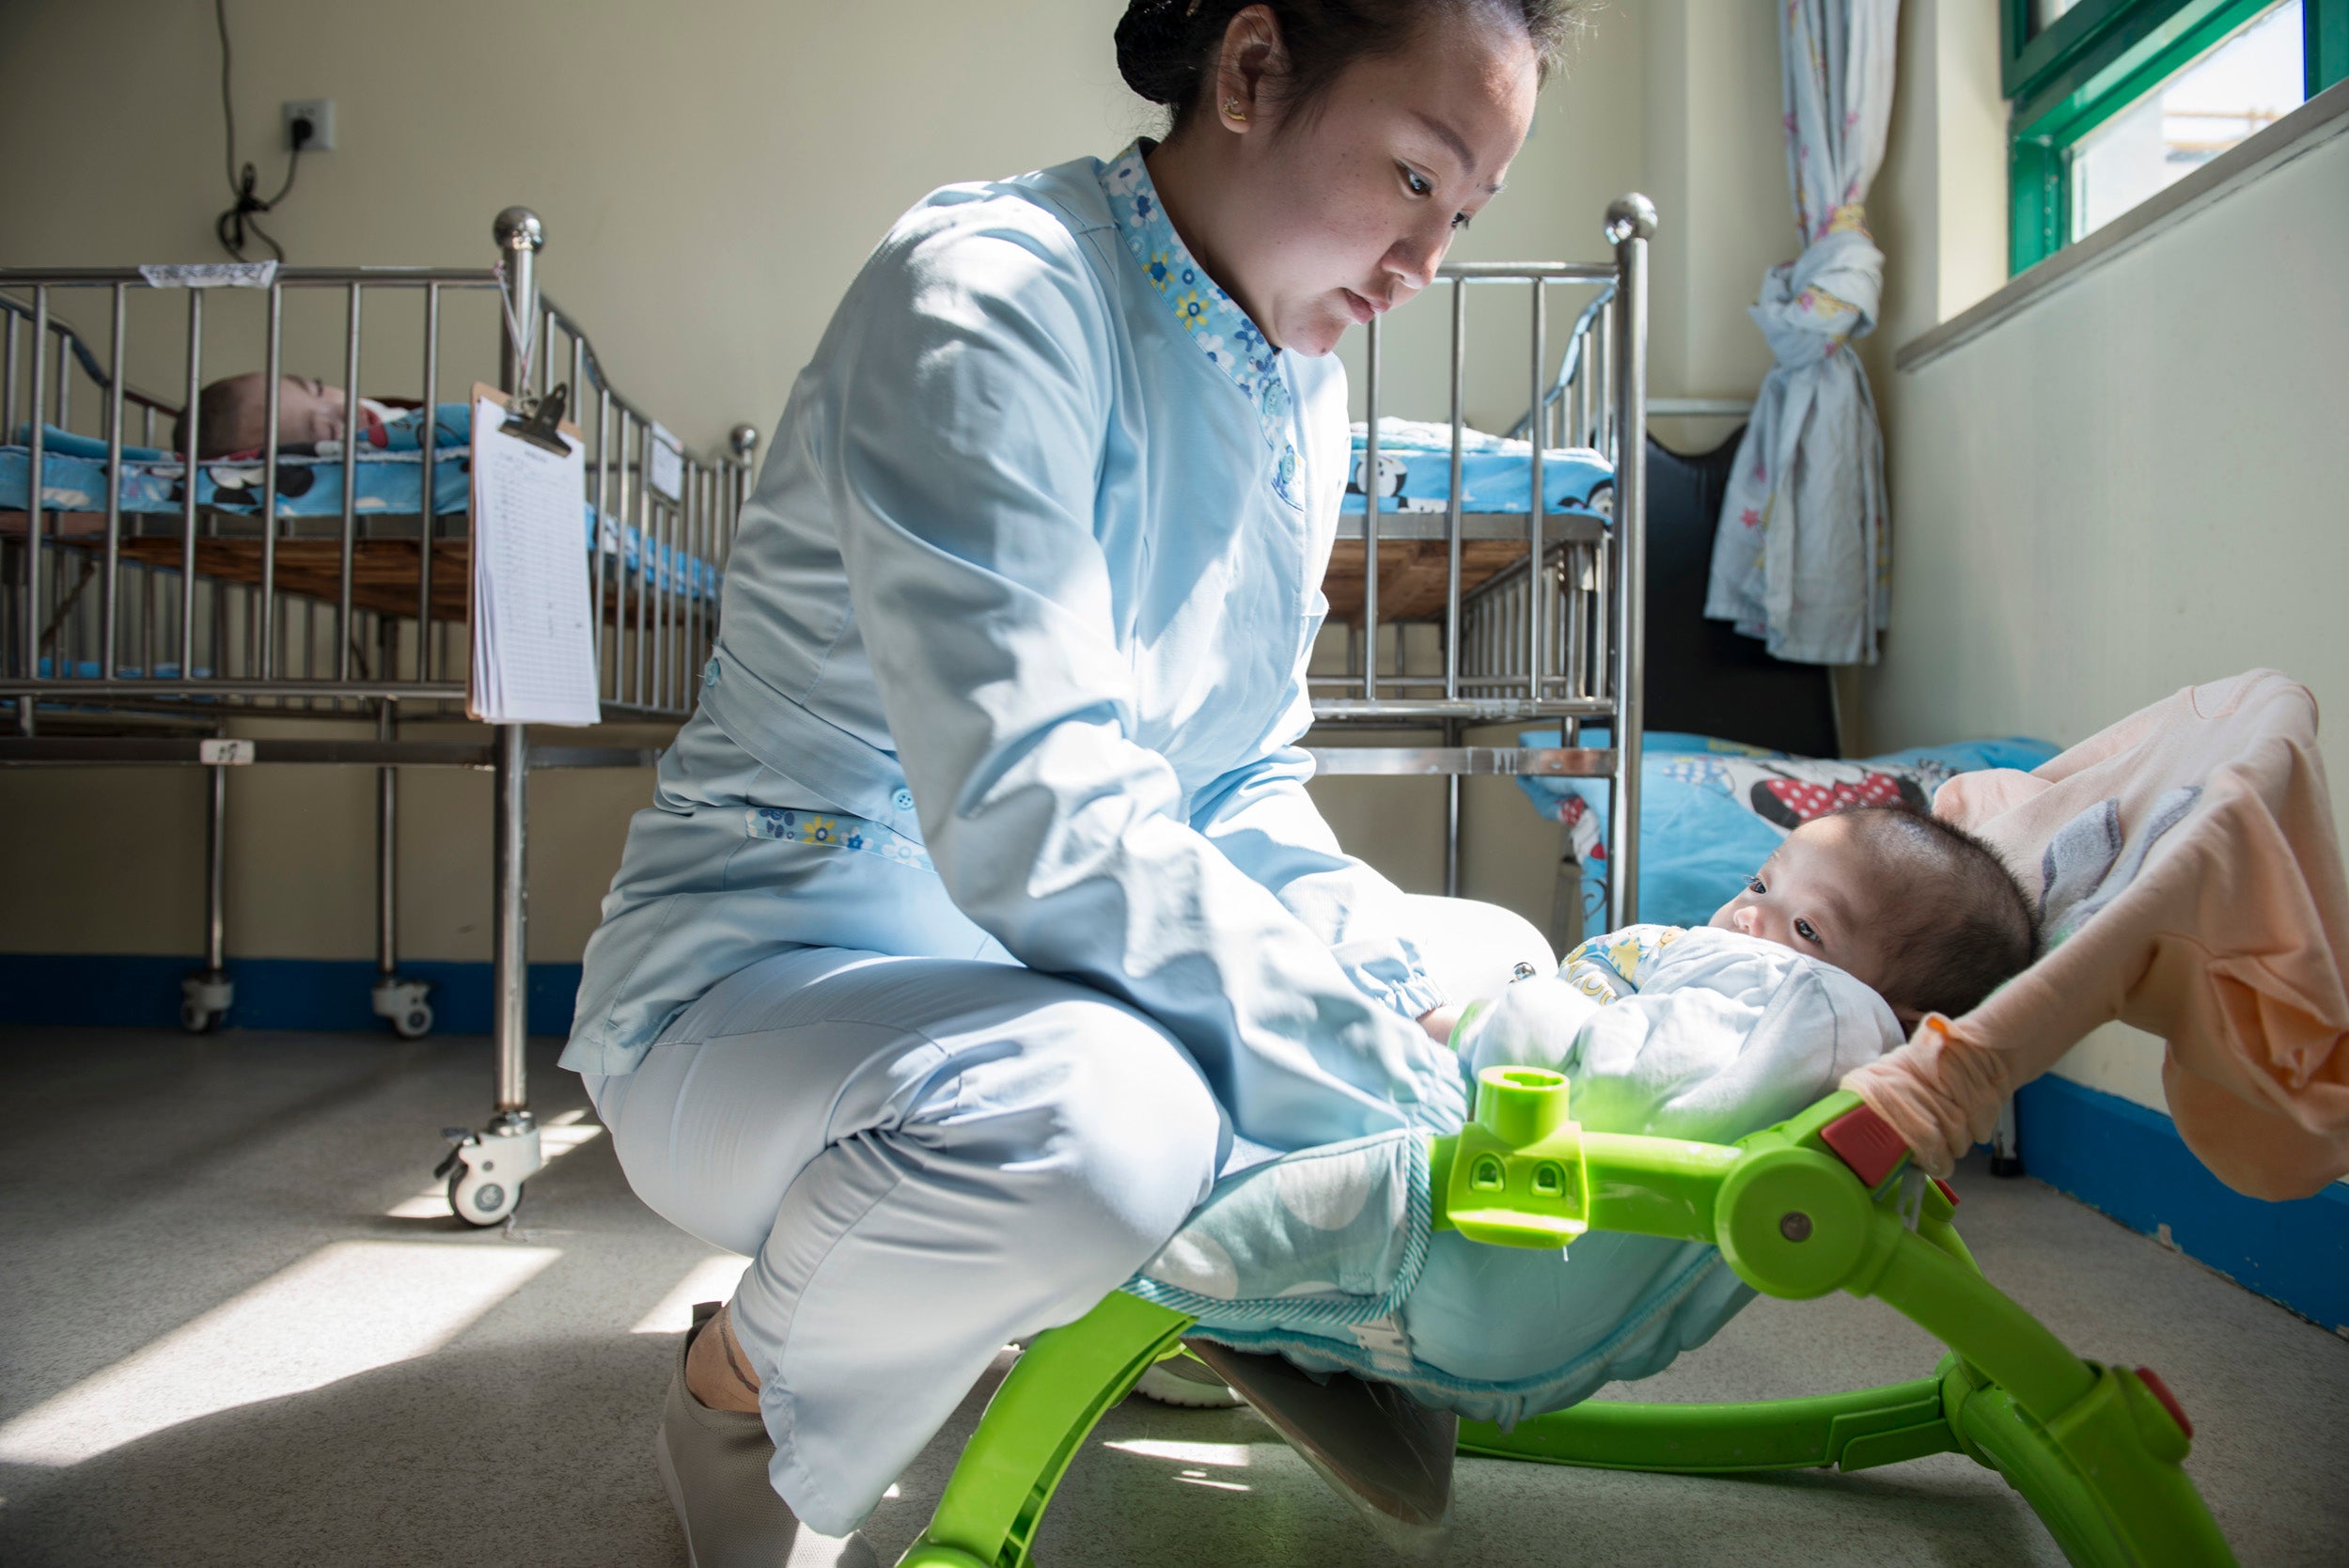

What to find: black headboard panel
left=1637, top=429, right=1840, bottom=758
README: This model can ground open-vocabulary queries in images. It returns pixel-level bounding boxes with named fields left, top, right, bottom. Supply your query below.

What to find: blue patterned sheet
left=1345, top=417, right=1614, bottom=517
left=2, top=414, right=720, bottom=603
left=1515, top=730, right=2063, bottom=931
left=36, top=659, right=211, bottom=680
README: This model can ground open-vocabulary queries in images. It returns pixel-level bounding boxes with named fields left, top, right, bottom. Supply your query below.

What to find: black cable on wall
left=212, top=0, right=309, bottom=262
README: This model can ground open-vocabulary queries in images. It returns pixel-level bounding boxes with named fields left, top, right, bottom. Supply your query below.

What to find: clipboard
left=467, top=383, right=601, bottom=726
left=473, top=381, right=584, bottom=451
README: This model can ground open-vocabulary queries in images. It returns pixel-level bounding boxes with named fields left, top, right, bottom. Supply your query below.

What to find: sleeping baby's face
left=1708, top=814, right=1900, bottom=1008
left=198, top=372, right=354, bottom=456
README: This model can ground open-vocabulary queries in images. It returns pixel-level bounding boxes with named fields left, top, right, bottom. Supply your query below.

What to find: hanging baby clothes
left=1706, top=0, right=1900, bottom=666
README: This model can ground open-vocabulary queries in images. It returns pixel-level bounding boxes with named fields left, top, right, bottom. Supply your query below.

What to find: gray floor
left=0, top=1027, right=2341, bottom=1568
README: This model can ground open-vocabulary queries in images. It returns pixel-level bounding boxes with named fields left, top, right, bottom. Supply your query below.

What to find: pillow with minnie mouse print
left=1517, top=730, right=2060, bottom=938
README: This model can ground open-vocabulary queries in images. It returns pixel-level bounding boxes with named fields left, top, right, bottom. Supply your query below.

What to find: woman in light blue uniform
left=564, top=2, right=1577, bottom=1559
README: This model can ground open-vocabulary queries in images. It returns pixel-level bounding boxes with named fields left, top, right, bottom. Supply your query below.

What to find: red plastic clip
left=2136, top=1366, right=2193, bottom=1440
left=1820, top=1102, right=1909, bottom=1188
left=1932, top=1176, right=1960, bottom=1207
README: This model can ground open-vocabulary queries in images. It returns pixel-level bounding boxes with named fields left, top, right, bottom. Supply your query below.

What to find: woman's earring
left=1224, top=98, right=1248, bottom=123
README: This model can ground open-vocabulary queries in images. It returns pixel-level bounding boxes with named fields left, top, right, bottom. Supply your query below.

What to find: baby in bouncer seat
left=1473, top=802, right=2038, bottom=1079
left=1127, top=804, right=2038, bottom=1524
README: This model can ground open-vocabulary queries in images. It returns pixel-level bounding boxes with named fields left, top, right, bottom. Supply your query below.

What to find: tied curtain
left=1706, top=0, right=1900, bottom=666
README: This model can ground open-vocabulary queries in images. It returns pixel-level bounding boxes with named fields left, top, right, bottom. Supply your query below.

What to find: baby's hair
left=1833, top=806, right=2038, bottom=1019
left=172, top=373, right=267, bottom=459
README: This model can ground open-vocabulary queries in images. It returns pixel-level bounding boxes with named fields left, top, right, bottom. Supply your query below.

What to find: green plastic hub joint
left=1432, top=1066, right=1591, bottom=1249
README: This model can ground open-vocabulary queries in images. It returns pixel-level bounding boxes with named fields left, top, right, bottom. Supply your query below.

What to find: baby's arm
left=1455, top=974, right=1605, bottom=1078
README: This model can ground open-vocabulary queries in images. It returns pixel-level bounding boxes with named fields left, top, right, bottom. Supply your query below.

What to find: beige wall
left=0, top=0, right=1144, bottom=453
left=11, top=1, right=1820, bottom=972
left=1638, top=0, right=1791, bottom=430
left=1862, top=6, right=2349, bottom=1121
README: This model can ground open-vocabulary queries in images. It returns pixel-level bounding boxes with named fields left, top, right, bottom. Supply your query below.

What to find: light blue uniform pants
left=586, top=894, right=1550, bottom=1533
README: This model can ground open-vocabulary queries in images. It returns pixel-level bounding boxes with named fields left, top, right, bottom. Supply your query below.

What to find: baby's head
left=172, top=372, right=352, bottom=458
left=1709, top=806, right=2037, bottom=1025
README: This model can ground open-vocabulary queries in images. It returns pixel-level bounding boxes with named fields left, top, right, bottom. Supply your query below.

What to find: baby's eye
left=1793, top=917, right=1823, bottom=945
left=1746, top=876, right=1765, bottom=895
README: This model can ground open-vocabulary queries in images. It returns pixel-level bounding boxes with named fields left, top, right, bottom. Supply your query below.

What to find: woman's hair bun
left=1116, top=3, right=1581, bottom=128
left=1116, top=0, right=1207, bottom=106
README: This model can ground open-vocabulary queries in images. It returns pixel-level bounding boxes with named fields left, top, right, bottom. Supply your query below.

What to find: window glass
left=2070, top=0, right=2306, bottom=237
left=2031, top=0, right=2090, bottom=37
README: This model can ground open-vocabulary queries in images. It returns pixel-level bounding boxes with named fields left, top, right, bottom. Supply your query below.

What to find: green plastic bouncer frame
left=895, top=1073, right=2233, bottom=1568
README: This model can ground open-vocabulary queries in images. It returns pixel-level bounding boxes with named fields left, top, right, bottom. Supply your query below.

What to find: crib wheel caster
left=447, top=1167, right=523, bottom=1227
left=180, top=971, right=232, bottom=1034
left=373, top=977, right=434, bottom=1040
left=436, top=1116, right=542, bottom=1227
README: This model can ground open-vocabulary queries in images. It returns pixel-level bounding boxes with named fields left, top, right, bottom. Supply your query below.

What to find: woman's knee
left=905, top=992, right=1223, bottom=1262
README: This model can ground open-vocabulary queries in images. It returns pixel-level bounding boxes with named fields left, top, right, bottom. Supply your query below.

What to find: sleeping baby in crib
left=173, top=371, right=434, bottom=459
left=1128, top=805, right=2038, bottom=1432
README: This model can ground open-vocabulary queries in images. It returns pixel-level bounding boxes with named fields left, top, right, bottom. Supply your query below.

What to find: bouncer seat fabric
left=1123, top=925, right=1901, bottom=1427
left=1845, top=671, right=2349, bottom=1200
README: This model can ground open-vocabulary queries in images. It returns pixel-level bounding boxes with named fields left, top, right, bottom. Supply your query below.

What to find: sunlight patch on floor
left=0, top=1239, right=558, bottom=1466
left=1104, top=1437, right=1257, bottom=1468
left=631, top=1254, right=752, bottom=1334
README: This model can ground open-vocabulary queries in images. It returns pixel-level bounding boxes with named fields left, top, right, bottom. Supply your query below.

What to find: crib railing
left=1308, top=197, right=1652, bottom=926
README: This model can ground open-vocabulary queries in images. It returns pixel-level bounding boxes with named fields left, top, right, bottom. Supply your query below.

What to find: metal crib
left=1306, top=194, right=1656, bottom=935
left=0, top=206, right=754, bottom=1225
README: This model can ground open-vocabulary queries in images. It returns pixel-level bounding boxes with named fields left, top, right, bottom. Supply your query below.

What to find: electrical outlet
left=283, top=99, right=336, bottom=152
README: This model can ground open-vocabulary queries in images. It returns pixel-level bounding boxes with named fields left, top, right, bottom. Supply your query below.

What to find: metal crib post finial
left=492, top=208, right=544, bottom=397
left=728, top=422, right=760, bottom=461
left=492, top=207, right=545, bottom=254
left=1605, top=194, right=1658, bottom=246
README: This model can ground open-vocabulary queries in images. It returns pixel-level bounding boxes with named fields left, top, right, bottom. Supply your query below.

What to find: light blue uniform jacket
left=562, top=147, right=1469, bottom=1152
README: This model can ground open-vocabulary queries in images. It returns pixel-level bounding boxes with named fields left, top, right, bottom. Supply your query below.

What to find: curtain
left=1706, top=0, right=1900, bottom=666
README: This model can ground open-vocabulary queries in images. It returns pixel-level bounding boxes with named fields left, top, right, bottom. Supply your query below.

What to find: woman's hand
left=1417, top=1005, right=1462, bottom=1046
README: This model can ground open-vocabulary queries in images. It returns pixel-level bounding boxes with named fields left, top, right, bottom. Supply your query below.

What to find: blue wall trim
left=0, top=953, right=583, bottom=1039
left=2016, top=1074, right=2349, bottom=1331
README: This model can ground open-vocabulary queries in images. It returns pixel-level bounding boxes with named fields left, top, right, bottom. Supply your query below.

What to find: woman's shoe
left=1183, top=1340, right=1455, bottom=1559
left=655, top=1301, right=879, bottom=1568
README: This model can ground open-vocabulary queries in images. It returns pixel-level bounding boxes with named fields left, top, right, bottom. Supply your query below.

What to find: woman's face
left=1208, top=11, right=1541, bottom=355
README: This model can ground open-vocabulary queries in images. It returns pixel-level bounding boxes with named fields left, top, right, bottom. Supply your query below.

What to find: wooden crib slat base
left=1323, top=538, right=1535, bottom=624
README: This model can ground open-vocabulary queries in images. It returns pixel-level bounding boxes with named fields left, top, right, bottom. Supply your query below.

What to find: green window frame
left=2004, top=0, right=2349, bottom=273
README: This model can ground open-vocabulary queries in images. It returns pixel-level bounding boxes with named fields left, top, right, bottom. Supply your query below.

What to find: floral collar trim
left=1098, top=141, right=1301, bottom=508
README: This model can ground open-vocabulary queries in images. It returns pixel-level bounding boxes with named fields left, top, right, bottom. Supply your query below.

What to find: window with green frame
left=2004, top=0, right=2349, bottom=273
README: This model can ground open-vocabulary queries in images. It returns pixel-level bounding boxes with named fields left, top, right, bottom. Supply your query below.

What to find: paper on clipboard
left=468, top=386, right=601, bottom=726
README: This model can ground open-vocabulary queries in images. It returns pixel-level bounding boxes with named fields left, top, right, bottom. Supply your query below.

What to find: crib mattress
left=1343, top=416, right=1613, bottom=517
left=1, top=425, right=474, bottom=520
left=4, top=426, right=718, bottom=609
